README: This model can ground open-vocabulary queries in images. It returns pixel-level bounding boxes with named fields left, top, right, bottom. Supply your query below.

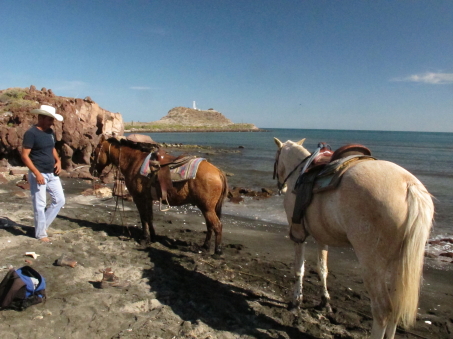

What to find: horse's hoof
left=211, top=252, right=223, bottom=260
left=287, top=302, right=300, bottom=311
left=200, top=244, right=211, bottom=253
left=140, top=238, right=152, bottom=247
left=320, top=296, right=332, bottom=313
left=196, top=245, right=207, bottom=252
left=316, top=301, right=333, bottom=313
left=325, top=303, right=333, bottom=313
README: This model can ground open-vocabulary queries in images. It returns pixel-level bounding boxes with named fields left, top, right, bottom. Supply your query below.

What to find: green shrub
left=0, top=88, right=28, bottom=102
left=5, top=99, right=36, bottom=110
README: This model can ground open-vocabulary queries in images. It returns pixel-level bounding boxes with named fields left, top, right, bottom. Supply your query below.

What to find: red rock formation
left=0, top=86, right=123, bottom=171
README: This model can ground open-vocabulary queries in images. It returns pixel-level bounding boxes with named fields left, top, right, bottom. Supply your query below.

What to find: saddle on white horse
left=290, top=143, right=375, bottom=242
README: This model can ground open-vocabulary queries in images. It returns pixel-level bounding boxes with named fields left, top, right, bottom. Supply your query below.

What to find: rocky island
left=125, top=106, right=260, bottom=132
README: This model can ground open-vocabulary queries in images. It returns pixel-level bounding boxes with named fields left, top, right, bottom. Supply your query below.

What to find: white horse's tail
left=393, top=182, right=434, bottom=328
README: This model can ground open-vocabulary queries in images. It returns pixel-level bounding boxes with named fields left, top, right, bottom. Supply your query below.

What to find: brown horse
left=90, top=136, right=228, bottom=254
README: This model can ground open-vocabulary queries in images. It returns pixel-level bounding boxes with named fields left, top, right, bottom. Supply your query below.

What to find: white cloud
left=391, top=72, right=453, bottom=84
left=130, top=86, right=152, bottom=90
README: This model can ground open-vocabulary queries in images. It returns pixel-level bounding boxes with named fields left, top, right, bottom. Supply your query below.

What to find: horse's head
left=273, top=137, right=309, bottom=194
left=90, top=136, right=114, bottom=177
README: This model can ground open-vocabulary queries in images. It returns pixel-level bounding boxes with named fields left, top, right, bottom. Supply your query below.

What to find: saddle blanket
left=139, top=153, right=153, bottom=176
left=170, top=158, right=205, bottom=182
left=313, top=155, right=375, bottom=193
left=139, top=154, right=205, bottom=182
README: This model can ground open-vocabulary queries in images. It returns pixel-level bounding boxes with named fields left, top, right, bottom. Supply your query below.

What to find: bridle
left=273, top=142, right=328, bottom=194
left=273, top=147, right=310, bottom=194
left=91, top=140, right=129, bottom=230
left=92, top=141, right=119, bottom=178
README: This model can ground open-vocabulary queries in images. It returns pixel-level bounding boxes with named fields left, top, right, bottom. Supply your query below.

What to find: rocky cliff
left=0, top=86, right=123, bottom=170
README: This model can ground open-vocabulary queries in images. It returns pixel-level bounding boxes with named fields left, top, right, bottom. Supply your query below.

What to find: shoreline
left=124, top=128, right=268, bottom=133
left=0, top=176, right=452, bottom=338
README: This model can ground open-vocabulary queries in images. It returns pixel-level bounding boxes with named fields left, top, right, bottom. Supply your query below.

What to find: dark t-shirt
left=22, top=126, right=56, bottom=173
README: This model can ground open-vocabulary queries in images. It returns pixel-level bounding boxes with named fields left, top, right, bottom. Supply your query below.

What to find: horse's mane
left=107, top=137, right=158, bottom=152
left=107, top=137, right=121, bottom=146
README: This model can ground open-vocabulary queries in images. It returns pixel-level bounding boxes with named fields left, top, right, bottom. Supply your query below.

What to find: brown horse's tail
left=215, top=170, right=228, bottom=218
left=392, top=182, right=434, bottom=328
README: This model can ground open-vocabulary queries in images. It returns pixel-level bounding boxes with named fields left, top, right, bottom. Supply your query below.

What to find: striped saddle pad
left=170, top=158, right=205, bottom=182
left=139, top=154, right=205, bottom=182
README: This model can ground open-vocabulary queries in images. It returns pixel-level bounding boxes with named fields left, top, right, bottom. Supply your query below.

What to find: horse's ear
left=296, top=138, right=306, bottom=145
left=274, top=137, right=283, bottom=149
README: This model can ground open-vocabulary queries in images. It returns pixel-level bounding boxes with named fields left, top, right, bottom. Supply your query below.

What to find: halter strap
left=274, top=146, right=310, bottom=193
left=278, top=155, right=310, bottom=191
left=274, top=142, right=329, bottom=193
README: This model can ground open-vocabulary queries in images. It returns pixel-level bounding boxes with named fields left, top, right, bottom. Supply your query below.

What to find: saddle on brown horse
left=290, top=143, right=375, bottom=242
left=146, top=149, right=196, bottom=204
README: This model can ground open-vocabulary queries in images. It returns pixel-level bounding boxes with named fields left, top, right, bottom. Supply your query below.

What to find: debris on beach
left=425, top=237, right=453, bottom=264
left=25, top=252, right=40, bottom=259
left=98, top=267, right=130, bottom=289
left=56, top=254, right=77, bottom=268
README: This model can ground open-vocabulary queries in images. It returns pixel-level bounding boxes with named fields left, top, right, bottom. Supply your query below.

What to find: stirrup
left=159, top=198, right=170, bottom=212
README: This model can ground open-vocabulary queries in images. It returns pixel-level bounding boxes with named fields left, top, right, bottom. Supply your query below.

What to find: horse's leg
left=145, top=200, right=156, bottom=242
left=134, top=199, right=156, bottom=244
left=360, top=262, right=392, bottom=339
left=290, top=241, right=306, bottom=308
left=370, top=320, right=386, bottom=339
left=317, top=244, right=332, bottom=312
left=381, top=261, right=398, bottom=339
left=384, top=321, right=397, bottom=339
left=200, top=209, right=223, bottom=255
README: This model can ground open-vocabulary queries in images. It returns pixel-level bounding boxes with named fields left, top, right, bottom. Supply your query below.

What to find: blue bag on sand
left=0, top=266, right=46, bottom=310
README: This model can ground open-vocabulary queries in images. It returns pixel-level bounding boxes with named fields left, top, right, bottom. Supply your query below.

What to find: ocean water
left=129, top=129, right=453, bottom=242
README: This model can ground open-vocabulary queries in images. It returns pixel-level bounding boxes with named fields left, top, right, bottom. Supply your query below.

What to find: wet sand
left=0, top=176, right=452, bottom=339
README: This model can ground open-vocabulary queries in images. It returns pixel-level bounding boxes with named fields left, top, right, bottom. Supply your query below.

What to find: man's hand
left=54, top=161, right=61, bottom=175
left=53, top=148, right=62, bottom=175
left=35, top=173, right=45, bottom=185
left=21, top=147, right=45, bottom=185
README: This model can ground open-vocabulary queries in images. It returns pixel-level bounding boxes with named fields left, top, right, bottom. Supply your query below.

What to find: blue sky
left=1, top=1, right=452, bottom=132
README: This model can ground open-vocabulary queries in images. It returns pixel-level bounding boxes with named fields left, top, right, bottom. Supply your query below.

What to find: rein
left=93, top=141, right=130, bottom=233
left=274, top=152, right=310, bottom=194
left=273, top=143, right=327, bottom=194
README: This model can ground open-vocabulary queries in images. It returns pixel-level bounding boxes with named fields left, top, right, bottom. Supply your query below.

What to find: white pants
left=28, top=172, right=65, bottom=239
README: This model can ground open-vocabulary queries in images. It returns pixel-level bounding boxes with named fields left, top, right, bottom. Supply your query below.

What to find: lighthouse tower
left=193, top=101, right=197, bottom=110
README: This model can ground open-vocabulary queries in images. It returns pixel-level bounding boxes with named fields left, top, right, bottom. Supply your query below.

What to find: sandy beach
left=1, top=173, right=452, bottom=339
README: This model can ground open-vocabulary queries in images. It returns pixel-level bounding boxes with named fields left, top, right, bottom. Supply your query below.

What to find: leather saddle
left=148, top=148, right=195, bottom=203
left=290, top=143, right=373, bottom=243
left=299, top=143, right=371, bottom=173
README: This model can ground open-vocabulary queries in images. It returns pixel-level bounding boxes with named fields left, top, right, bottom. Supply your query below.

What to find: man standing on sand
left=21, top=105, right=65, bottom=242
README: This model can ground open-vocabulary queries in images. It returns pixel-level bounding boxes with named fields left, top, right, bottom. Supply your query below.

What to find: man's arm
left=21, top=148, right=45, bottom=185
left=53, top=148, right=61, bottom=175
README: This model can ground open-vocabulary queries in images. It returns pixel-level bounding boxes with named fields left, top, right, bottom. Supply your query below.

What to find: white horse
left=273, top=138, right=434, bottom=339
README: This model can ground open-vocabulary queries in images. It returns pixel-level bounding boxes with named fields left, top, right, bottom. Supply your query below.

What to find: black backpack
left=0, top=266, right=46, bottom=311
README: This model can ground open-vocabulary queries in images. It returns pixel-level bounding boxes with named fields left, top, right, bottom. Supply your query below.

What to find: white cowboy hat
left=30, top=105, right=64, bottom=122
